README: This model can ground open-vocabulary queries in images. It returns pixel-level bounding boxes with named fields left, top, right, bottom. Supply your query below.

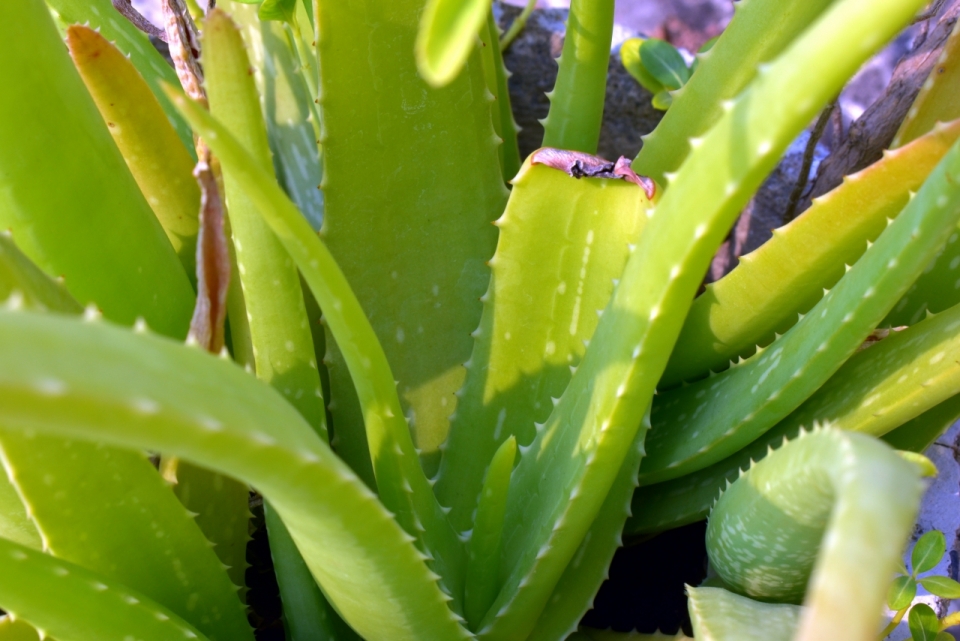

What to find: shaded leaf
left=639, top=39, right=690, bottom=91
left=652, top=90, right=673, bottom=111
left=909, top=603, right=940, bottom=641
left=914, top=531, right=947, bottom=575
left=920, top=576, right=960, bottom=599
left=620, top=38, right=665, bottom=95
left=259, top=0, right=296, bottom=22
left=889, top=576, right=918, bottom=611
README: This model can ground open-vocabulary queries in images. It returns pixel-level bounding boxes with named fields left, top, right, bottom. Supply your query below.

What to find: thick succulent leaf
left=230, top=3, right=324, bottom=229
left=315, top=0, right=506, bottom=483
left=161, top=458, right=253, bottom=596
left=524, top=418, right=647, bottom=641
left=0, top=237, right=251, bottom=639
left=687, top=587, right=800, bottom=641
left=0, top=311, right=470, bottom=641
left=894, top=20, right=960, bottom=148
left=263, top=503, right=361, bottom=641
left=261, top=20, right=324, bottom=229
left=478, top=0, right=927, bottom=637
left=479, top=10, right=521, bottom=182
left=44, top=0, right=193, bottom=151
left=0, top=234, right=81, bottom=315
left=584, top=631, right=691, bottom=641
left=0, top=0, right=194, bottom=338
left=707, top=430, right=922, bottom=639
left=0, top=466, right=37, bottom=551
left=629, top=298, right=960, bottom=535
left=435, top=159, right=649, bottom=534
left=883, top=393, right=960, bottom=453
left=160, top=91, right=467, bottom=620
left=202, top=11, right=339, bottom=630
left=662, top=119, right=960, bottom=387
left=416, top=0, right=492, bottom=87
left=204, top=8, right=327, bottom=436
left=465, top=435, right=516, bottom=629
left=574, top=629, right=693, bottom=641
left=0, top=431, right=253, bottom=641
left=540, top=0, right=614, bottom=154
left=0, top=535, right=213, bottom=641
left=0, top=617, right=39, bottom=641
left=66, top=25, right=200, bottom=278
left=633, top=0, right=837, bottom=185
left=640, top=131, right=960, bottom=486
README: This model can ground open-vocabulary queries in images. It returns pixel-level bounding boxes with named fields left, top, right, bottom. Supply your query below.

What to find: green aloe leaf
left=0, top=235, right=81, bottom=316
left=234, top=7, right=324, bottom=229
left=662, top=120, right=960, bottom=387
left=687, top=587, right=800, bottom=641
left=629, top=299, right=960, bottom=536
left=524, top=418, right=648, bottom=641
left=889, top=576, right=918, bottom=610
left=541, top=0, right=615, bottom=153
left=913, top=530, right=947, bottom=575
left=640, top=127, right=960, bottom=486
left=633, top=0, right=838, bottom=185
left=315, top=0, right=505, bottom=487
left=465, top=435, right=516, bottom=629
left=0, top=0, right=194, bottom=338
left=0, top=310, right=470, bottom=641
left=416, top=0, right=493, bottom=87
left=919, top=576, right=960, bottom=599
left=480, top=0, right=926, bottom=637
left=0, top=617, right=39, bottom=641
left=0, top=235, right=252, bottom=640
left=434, top=159, right=649, bottom=535
left=639, top=39, right=689, bottom=91
left=909, top=603, right=940, bottom=641
left=707, top=430, right=922, bottom=639
left=0, top=536, right=213, bottom=641
left=163, top=88, right=467, bottom=618
left=479, top=9, right=522, bottom=182
left=884, top=394, right=960, bottom=453
left=0, top=430, right=253, bottom=641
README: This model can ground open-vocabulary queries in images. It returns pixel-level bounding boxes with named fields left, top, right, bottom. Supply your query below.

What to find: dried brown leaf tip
left=531, top=148, right=657, bottom=199
left=188, top=160, right=230, bottom=354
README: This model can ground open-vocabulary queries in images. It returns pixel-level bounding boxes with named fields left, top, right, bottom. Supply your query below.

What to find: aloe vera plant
left=1, top=0, right=959, bottom=639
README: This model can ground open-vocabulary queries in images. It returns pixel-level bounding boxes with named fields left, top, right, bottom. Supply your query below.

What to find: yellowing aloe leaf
left=66, top=25, right=200, bottom=279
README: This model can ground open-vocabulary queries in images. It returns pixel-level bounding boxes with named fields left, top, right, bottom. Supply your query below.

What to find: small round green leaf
left=620, top=38, right=665, bottom=94
left=258, top=0, right=296, bottom=22
left=639, top=38, right=690, bottom=91
left=935, top=632, right=954, bottom=641
left=914, top=531, right=947, bottom=575
left=889, top=575, right=918, bottom=610
left=920, top=576, right=960, bottom=599
left=909, top=603, right=940, bottom=641
left=652, top=90, right=673, bottom=111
